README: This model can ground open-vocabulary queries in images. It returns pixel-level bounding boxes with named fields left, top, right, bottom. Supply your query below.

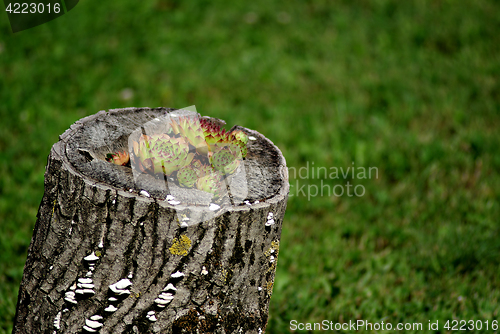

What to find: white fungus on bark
left=266, top=212, right=275, bottom=226
left=209, top=203, right=220, bottom=211
left=155, top=282, right=177, bottom=308
left=78, top=278, right=92, bottom=284
left=64, top=291, right=77, bottom=304
left=163, top=283, right=177, bottom=292
left=265, top=218, right=275, bottom=227
left=83, top=252, right=99, bottom=262
left=201, top=266, right=208, bottom=275
left=104, top=305, right=117, bottom=313
left=109, top=278, right=132, bottom=295
left=171, top=271, right=185, bottom=278
left=159, top=292, right=174, bottom=300
left=64, top=297, right=77, bottom=304
left=75, top=289, right=95, bottom=296
left=85, top=319, right=103, bottom=329
left=139, top=190, right=150, bottom=197
left=113, top=278, right=132, bottom=289
left=146, top=310, right=157, bottom=322
left=53, top=311, right=61, bottom=329
left=154, top=298, right=171, bottom=305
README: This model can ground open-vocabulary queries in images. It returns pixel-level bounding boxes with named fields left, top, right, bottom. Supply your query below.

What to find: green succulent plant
left=189, top=160, right=211, bottom=178
left=131, top=115, right=249, bottom=198
left=177, top=165, right=198, bottom=188
left=196, top=170, right=224, bottom=197
left=106, top=151, right=130, bottom=166
left=209, top=142, right=243, bottom=175
left=205, top=132, right=248, bottom=159
left=231, top=130, right=249, bottom=145
left=170, top=117, right=208, bottom=155
left=132, top=134, right=194, bottom=175
left=200, top=118, right=224, bottom=138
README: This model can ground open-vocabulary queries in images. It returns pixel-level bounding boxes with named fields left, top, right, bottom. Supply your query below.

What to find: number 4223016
left=444, top=319, right=498, bottom=331
left=6, top=3, right=61, bottom=14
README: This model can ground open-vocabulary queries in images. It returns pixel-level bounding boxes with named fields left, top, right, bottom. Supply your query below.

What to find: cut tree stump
left=13, top=107, right=289, bottom=334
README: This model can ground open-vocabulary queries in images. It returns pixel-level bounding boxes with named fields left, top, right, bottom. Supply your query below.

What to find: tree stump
left=13, top=107, right=289, bottom=334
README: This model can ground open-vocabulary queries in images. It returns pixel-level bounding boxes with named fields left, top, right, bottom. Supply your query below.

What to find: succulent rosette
left=170, top=117, right=209, bottom=155
left=196, top=170, right=224, bottom=197
left=199, top=117, right=248, bottom=158
left=132, top=134, right=194, bottom=175
left=177, top=165, right=198, bottom=188
left=194, top=162, right=214, bottom=179
left=232, top=134, right=248, bottom=158
left=106, top=151, right=130, bottom=166
left=200, top=118, right=223, bottom=138
left=209, top=142, right=243, bottom=175
left=231, top=130, right=249, bottom=145
left=130, top=114, right=248, bottom=200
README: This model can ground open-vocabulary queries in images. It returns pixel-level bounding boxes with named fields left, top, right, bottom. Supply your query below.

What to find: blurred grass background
left=1, top=0, right=500, bottom=333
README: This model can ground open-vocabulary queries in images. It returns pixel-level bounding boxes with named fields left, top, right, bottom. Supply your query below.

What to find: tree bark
left=13, top=107, right=289, bottom=334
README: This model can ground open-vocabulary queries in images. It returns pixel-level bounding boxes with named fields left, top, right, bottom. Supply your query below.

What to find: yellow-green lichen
left=51, top=199, right=56, bottom=219
left=169, top=235, right=192, bottom=256
left=218, top=268, right=228, bottom=284
left=95, top=250, right=101, bottom=257
left=266, top=280, right=274, bottom=297
left=265, top=240, right=280, bottom=273
left=264, top=240, right=280, bottom=257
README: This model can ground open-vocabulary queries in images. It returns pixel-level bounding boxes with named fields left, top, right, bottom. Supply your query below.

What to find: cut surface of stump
left=13, top=107, right=289, bottom=334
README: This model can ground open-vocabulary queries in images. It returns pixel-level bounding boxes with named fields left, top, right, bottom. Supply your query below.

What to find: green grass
left=1, top=0, right=500, bottom=333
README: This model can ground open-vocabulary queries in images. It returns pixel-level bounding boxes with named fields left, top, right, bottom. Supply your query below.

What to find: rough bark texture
left=13, top=108, right=289, bottom=334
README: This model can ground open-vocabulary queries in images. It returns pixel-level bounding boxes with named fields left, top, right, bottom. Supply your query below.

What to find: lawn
left=1, top=0, right=500, bottom=333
